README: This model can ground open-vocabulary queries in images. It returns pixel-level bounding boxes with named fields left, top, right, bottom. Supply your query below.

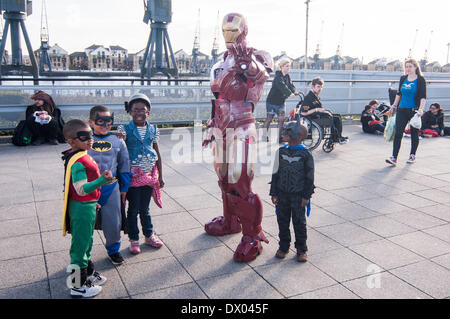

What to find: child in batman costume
left=87, top=105, right=131, bottom=265
left=270, top=121, right=315, bottom=262
left=61, top=119, right=115, bottom=298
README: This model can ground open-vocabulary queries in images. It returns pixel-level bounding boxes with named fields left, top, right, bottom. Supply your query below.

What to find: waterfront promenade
left=0, top=124, right=450, bottom=299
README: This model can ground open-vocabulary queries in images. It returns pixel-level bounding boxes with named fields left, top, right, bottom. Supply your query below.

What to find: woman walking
left=386, top=59, right=426, bottom=165
left=262, top=58, right=297, bottom=143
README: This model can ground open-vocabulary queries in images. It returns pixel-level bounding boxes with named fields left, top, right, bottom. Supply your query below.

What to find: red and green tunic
left=62, top=150, right=108, bottom=236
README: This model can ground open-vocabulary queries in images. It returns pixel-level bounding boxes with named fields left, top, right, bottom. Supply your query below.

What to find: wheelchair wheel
left=322, top=138, right=334, bottom=153
left=297, top=116, right=323, bottom=151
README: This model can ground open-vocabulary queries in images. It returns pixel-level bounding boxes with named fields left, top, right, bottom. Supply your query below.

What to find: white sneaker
left=87, top=271, right=107, bottom=286
left=70, top=282, right=102, bottom=298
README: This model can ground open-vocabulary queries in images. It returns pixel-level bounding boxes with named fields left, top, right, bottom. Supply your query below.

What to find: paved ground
left=1, top=124, right=450, bottom=299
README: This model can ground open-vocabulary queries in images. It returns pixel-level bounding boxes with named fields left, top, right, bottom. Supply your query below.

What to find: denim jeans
left=126, top=186, right=154, bottom=241
left=266, top=102, right=286, bottom=116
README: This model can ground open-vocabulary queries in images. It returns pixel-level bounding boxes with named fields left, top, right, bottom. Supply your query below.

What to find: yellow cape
left=62, top=150, right=87, bottom=236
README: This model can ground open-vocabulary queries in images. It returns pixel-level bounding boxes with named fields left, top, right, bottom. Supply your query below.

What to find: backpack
left=12, top=120, right=33, bottom=146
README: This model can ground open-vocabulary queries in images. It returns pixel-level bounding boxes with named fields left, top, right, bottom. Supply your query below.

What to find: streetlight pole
left=304, top=0, right=310, bottom=84
left=447, top=43, right=450, bottom=64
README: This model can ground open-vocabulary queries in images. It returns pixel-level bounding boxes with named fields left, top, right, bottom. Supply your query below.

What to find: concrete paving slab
left=0, top=233, right=43, bottom=261
left=354, top=198, right=411, bottom=215
left=322, top=202, right=380, bottom=221
left=417, top=204, right=450, bottom=222
left=0, top=281, right=50, bottom=299
left=0, top=216, right=40, bottom=239
left=352, top=216, right=416, bottom=238
left=290, top=284, right=359, bottom=299
left=306, top=207, right=346, bottom=228
left=431, top=254, right=450, bottom=270
left=390, top=260, right=450, bottom=299
left=152, top=211, right=202, bottom=235
left=196, top=269, right=283, bottom=299
left=342, top=272, right=431, bottom=299
left=315, top=222, right=382, bottom=247
left=422, top=224, right=450, bottom=243
left=159, top=227, right=223, bottom=255
left=0, top=255, right=47, bottom=289
left=389, top=231, right=450, bottom=258
left=132, top=282, right=208, bottom=299
left=150, top=192, right=187, bottom=216
left=254, top=259, right=337, bottom=297
left=387, top=210, right=448, bottom=230
left=0, top=203, right=37, bottom=221
left=308, top=248, right=383, bottom=282
left=176, top=246, right=251, bottom=281
left=120, top=256, right=193, bottom=296
left=349, top=239, right=424, bottom=270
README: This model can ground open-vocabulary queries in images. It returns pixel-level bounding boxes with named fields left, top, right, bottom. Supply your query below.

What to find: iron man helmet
left=222, top=13, right=248, bottom=48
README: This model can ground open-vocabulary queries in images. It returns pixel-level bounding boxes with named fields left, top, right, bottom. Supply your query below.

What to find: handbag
left=369, top=120, right=381, bottom=126
left=410, top=112, right=422, bottom=129
left=12, top=120, right=32, bottom=146
left=384, top=115, right=396, bottom=142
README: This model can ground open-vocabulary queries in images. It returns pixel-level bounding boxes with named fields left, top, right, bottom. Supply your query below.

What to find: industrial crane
left=190, top=8, right=200, bottom=74
left=408, top=29, right=419, bottom=59
left=38, top=0, right=51, bottom=72
left=140, top=0, right=178, bottom=78
left=313, top=20, right=324, bottom=69
left=211, top=10, right=220, bottom=66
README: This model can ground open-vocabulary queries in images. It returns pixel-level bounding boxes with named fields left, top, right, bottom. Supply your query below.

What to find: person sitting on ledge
left=25, top=90, right=65, bottom=145
left=361, top=103, right=385, bottom=134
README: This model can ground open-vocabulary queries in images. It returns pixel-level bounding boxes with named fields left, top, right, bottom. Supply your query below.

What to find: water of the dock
left=0, top=124, right=449, bottom=299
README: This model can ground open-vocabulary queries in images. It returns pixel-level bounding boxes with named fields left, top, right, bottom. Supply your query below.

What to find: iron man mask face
left=222, top=13, right=247, bottom=48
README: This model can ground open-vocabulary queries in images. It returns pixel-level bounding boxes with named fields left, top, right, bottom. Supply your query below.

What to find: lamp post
left=447, top=43, right=450, bottom=64
left=304, top=0, right=310, bottom=85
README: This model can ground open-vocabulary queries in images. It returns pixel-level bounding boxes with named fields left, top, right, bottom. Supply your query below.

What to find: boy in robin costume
left=88, top=105, right=131, bottom=265
left=61, top=119, right=115, bottom=298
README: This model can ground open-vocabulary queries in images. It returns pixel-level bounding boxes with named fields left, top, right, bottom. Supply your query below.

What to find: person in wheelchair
left=299, top=77, right=348, bottom=144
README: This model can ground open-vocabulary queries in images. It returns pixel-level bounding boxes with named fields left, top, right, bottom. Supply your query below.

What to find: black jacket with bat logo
left=269, top=144, right=315, bottom=199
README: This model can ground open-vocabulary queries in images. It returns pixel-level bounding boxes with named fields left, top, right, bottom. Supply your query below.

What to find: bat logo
left=92, top=140, right=112, bottom=152
left=281, top=154, right=301, bottom=163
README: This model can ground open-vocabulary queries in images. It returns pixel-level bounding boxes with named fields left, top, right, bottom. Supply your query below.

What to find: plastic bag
left=384, top=115, right=396, bottom=142
left=410, top=112, right=422, bottom=129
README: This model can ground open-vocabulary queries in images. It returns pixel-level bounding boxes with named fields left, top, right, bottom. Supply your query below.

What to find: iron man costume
left=202, top=13, right=273, bottom=262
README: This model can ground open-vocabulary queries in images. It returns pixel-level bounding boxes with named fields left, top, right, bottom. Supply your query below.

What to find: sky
left=2, top=0, right=450, bottom=65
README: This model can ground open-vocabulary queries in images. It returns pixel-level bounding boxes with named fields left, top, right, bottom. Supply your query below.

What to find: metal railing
left=1, top=77, right=450, bottom=130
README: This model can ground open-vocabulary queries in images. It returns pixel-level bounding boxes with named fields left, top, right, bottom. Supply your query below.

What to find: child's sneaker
left=144, top=233, right=163, bottom=248
left=406, top=154, right=416, bottom=164
left=87, top=271, right=107, bottom=286
left=70, top=282, right=102, bottom=298
left=109, top=253, right=125, bottom=265
left=385, top=156, right=397, bottom=165
left=275, top=249, right=288, bottom=259
left=129, top=240, right=141, bottom=254
left=296, top=250, right=308, bottom=263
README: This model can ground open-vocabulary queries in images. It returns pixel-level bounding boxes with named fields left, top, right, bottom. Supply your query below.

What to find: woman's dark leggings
left=393, top=107, right=419, bottom=158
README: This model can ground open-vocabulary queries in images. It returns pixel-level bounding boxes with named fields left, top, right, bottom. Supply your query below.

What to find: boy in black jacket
left=270, top=122, right=315, bottom=262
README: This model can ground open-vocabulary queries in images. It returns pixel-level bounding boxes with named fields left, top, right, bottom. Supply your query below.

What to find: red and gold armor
left=203, top=13, right=273, bottom=262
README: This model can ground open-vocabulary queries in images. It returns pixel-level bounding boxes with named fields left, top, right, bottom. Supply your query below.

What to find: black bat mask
left=94, top=113, right=114, bottom=127
left=75, top=130, right=93, bottom=142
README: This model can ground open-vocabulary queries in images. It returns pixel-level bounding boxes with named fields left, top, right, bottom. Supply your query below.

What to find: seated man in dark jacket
left=26, top=91, right=65, bottom=145
left=299, top=77, right=348, bottom=144
left=361, top=104, right=385, bottom=134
